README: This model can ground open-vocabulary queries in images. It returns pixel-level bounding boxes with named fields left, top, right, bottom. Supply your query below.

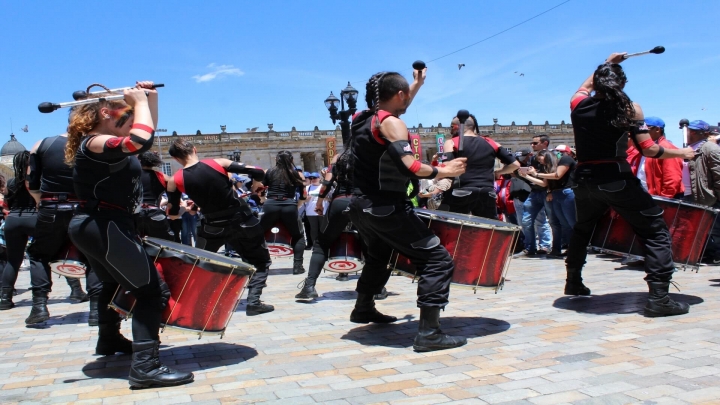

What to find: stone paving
left=2, top=250, right=720, bottom=404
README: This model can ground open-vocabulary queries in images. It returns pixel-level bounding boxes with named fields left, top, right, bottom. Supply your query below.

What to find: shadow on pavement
left=75, top=342, right=258, bottom=382
left=709, top=279, right=720, bottom=287
left=341, top=316, right=511, bottom=348
left=553, top=292, right=704, bottom=315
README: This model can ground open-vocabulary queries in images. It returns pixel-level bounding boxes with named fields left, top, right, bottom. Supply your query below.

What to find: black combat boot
left=293, top=260, right=306, bottom=275
left=246, top=288, right=274, bottom=316
left=336, top=273, right=349, bottom=281
left=412, top=307, right=467, bottom=352
left=644, top=281, right=690, bottom=317
left=564, top=268, right=591, bottom=296
left=295, top=279, right=318, bottom=300
left=66, top=277, right=89, bottom=303
left=350, top=293, right=397, bottom=324
left=88, top=296, right=100, bottom=326
left=25, top=291, right=50, bottom=324
left=0, top=287, right=14, bottom=310
left=96, top=322, right=133, bottom=355
left=128, top=340, right=194, bottom=388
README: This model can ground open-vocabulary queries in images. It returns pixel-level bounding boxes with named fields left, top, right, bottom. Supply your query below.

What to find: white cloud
left=192, top=63, right=244, bottom=83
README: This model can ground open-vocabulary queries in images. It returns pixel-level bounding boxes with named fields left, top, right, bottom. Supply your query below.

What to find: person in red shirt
left=626, top=117, right=684, bottom=198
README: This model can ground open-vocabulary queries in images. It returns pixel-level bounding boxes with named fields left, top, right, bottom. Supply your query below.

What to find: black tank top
left=73, top=136, right=143, bottom=213
left=350, top=110, right=408, bottom=201
left=174, top=160, right=243, bottom=214
left=571, top=97, right=630, bottom=163
left=263, top=168, right=301, bottom=199
left=37, top=136, right=74, bottom=195
left=140, top=168, right=166, bottom=206
left=5, top=178, right=37, bottom=212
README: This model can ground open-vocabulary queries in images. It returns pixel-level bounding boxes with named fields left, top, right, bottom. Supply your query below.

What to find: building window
left=162, top=163, right=172, bottom=175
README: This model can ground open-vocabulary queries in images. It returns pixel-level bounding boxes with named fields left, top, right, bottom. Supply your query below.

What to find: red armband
left=409, top=160, right=422, bottom=173
left=131, top=123, right=154, bottom=133
left=431, top=160, right=438, bottom=167
left=122, top=137, right=138, bottom=152
left=638, top=139, right=655, bottom=150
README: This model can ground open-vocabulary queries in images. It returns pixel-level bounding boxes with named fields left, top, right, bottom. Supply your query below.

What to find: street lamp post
left=324, top=82, right=358, bottom=146
left=227, top=147, right=241, bottom=162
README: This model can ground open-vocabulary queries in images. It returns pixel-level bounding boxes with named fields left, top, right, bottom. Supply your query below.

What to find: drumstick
left=623, top=46, right=665, bottom=59
left=456, top=109, right=470, bottom=156
left=680, top=118, right=689, bottom=148
left=72, top=83, right=165, bottom=100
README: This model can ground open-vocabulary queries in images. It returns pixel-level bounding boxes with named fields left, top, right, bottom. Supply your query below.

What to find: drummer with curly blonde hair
left=66, top=82, right=193, bottom=388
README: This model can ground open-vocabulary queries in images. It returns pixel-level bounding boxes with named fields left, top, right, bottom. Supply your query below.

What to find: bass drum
left=264, top=221, right=293, bottom=257
left=391, top=209, right=521, bottom=292
left=324, top=230, right=363, bottom=273
left=110, top=237, right=256, bottom=338
left=590, top=196, right=718, bottom=270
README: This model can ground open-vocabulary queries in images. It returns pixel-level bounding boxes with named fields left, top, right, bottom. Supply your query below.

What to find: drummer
left=566, top=53, right=694, bottom=317
left=167, top=140, right=274, bottom=316
left=67, top=82, right=193, bottom=388
left=25, top=131, right=104, bottom=325
left=135, top=151, right=181, bottom=241
left=0, top=152, right=46, bottom=317
left=348, top=68, right=468, bottom=352
left=259, top=151, right=308, bottom=275
left=442, top=112, right=519, bottom=219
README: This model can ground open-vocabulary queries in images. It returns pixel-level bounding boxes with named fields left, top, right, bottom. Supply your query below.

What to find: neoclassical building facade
left=154, top=120, right=576, bottom=175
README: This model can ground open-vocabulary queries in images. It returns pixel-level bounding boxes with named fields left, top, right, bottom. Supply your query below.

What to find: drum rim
left=415, top=209, right=522, bottom=231
left=395, top=269, right=504, bottom=290
left=653, top=195, right=720, bottom=213
left=144, top=237, right=256, bottom=276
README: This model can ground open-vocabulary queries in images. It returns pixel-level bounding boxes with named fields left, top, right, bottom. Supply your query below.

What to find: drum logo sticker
left=267, top=244, right=293, bottom=257
left=326, top=259, right=360, bottom=272
left=51, top=263, right=86, bottom=277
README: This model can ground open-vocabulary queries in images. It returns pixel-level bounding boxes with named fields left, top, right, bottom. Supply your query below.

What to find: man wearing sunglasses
left=519, top=135, right=553, bottom=255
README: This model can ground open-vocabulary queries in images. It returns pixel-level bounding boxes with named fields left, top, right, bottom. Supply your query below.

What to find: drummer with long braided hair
left=260, top=151, right=308, bottom=274
left=566, top=53, right=694, bottom=317
left=0, top=152, right=46, bottom=318
left=348, top=67, right=468, bottom=352
left=66, top=82, right=193, bottom=388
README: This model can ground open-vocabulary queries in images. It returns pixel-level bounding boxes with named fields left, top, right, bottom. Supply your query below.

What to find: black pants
left=307, top=197, right=355, bottom=281
left=195, top=212, right=272, bottom=291
left=566, top=178, right=675, bottom=282
left=1, top=212, right=44, bottom=290
left=260, top=199, right=306, bottom=262
left=445, top=187, right=498, bottom=219
left=135, top=208, right=174, bottom=241
left=69, top=212, right=164, bottom=341
left=302, top=212, right=313, bottom=248
left=169, top=218, right=183, bottom=243
left=348, top=197, right=454, bottom=308
left=306, top=215, right=326, bottom=247
left=27, top=206, right=102, bottom=296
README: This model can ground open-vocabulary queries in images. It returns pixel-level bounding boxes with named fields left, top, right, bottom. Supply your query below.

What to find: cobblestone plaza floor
left=1, top=251, right=720, bottom=404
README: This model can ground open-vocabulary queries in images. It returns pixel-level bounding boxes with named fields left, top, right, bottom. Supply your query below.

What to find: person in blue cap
left=627, top=117, right=685, bottom=199
left=682, top=120, right=720, bottom=263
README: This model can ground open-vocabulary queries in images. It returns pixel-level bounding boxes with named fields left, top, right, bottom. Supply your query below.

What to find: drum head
left=49, top=260, right=86, bottom=278
left=143, top=237, right=255, bottom=276
left=324, top=257, right=363, bottom=273
left=415, top=208, right=521, bottom=231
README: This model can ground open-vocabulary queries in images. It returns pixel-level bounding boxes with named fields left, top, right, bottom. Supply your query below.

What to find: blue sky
left=2, top=0, right=718, bottom=149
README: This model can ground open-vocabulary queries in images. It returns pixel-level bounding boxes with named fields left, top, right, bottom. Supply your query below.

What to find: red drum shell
left=324, top=231, right=363, bottom=273
left=264, top=221, right=293, bottom=257
left=111, top=238, right=255, bottom=334
left=590, top=196, right=718, bottom=269
left=49, top=239, right=87, bottom=278
left=393, top=209, right=520, bottom=290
